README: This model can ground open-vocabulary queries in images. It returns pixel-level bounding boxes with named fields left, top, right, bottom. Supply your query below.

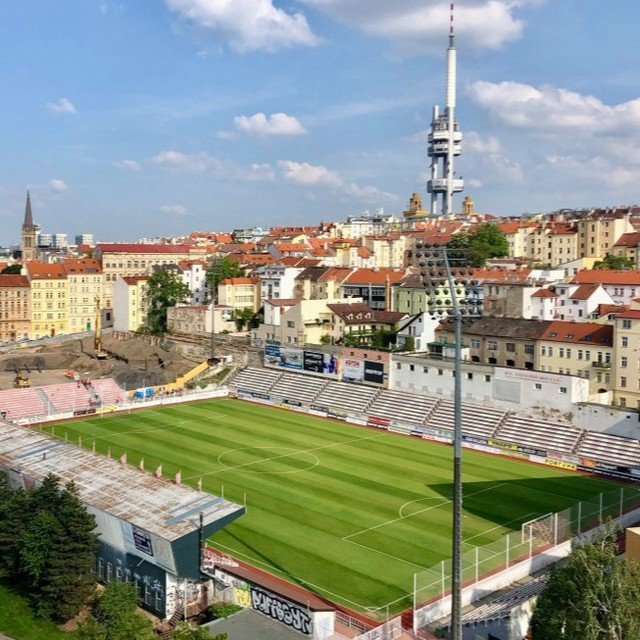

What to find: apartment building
left=611, top=231, right=640, bottom=264
left=177, top=260, right=209, bottom=304
left=537, top=321, right=613, bottom=396
left=217, top=277, right=260, bottom=312
left=62, top=258, right=102, bottom=334
left=0, top=275, right=30, bottom=343
left=577, top=211, right=634, bottom=259
left=341, top=268, right=407, bottom=310
left=571, top=270, right=640, bottom=305
left=113, top=276, right=149, bottom=332
left=612, top=310, right=640, bottom=408
left=95, top=243, right=206, bottom=309
left=293, top=267, right=351, bottom=301
left=25, top=262, right=68, bottom=339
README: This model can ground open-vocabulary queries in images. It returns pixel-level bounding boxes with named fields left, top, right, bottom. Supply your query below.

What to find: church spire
left=23, top=190, right=34, bottom=229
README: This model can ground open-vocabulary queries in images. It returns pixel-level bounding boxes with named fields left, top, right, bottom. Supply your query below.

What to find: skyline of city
left=1, top=1, right=640, bottom=241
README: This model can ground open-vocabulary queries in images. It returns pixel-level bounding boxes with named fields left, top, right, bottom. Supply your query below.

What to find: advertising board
left=363, top=360, right=385, bottom=384
left=342, top=358, right=364, bottom=382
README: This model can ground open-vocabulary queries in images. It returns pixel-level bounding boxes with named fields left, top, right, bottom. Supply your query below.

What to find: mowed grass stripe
left=45, top=398, right=622, bottom=614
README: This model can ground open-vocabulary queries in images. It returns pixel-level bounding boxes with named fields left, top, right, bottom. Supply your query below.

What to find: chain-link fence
left=414, top=485, right=640, bottom=609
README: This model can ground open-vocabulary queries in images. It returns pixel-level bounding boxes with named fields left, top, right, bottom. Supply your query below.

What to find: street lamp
left=415, top=241, right=482, bottom=640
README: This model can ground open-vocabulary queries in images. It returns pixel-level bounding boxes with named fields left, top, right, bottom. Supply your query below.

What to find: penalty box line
left=343, top=483, right=509, bottom=542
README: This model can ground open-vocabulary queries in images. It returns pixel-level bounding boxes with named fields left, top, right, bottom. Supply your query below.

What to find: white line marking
left=217, top=446, right=320, bottom=475
left=462, top=512, right=536, bottom=545
left=344, top=483, right=508, bottom=540
left=184, top=432, right=386, bottom=480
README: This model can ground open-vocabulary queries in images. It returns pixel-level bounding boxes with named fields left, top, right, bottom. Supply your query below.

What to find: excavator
left=14, top=366, right=30, bottom=388
left=94, top=296, right=109, bottom=360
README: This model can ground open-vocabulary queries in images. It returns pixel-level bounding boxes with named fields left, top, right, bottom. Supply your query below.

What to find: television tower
left=427, top=3, right=463, bottom=218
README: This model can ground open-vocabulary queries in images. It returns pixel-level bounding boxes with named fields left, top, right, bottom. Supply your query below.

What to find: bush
left=209, top=602, right=242, bottom=620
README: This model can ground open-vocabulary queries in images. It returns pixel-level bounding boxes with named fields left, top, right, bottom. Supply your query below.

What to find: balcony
left=592, top=360, right=611, bottom=369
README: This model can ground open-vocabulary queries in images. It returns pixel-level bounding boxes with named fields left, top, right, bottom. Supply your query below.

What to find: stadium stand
left=495, top=415, right=582, bottom=453
left=425, top=399, right=506, bottom=440
left=42, top=383, right=93, bottom=414
left=91, top=378, right=127, bottom=405
left=314, top=380, right=379, bottom=414
left=233, top=367, right=282, bottom=395
left=368, top=389, right=438, bottom=423
left=0, top=387, right=49, bottom=420
left=576, top=431, right=640, bottom=467
left=270, top=372, right=329, bottom=405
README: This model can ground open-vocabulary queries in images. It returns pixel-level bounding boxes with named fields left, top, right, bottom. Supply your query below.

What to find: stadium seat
left=368, top=389, right=438, bottom=423
left=495, top=416, right=581, bottom=453
left=576, top=431, right=640, bottom=467
left=269, top=372, right=328, bottom=404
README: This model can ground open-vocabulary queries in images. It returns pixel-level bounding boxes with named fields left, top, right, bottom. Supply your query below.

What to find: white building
left=177, top=260, right=209, bottom=304
left=531, top=282, right=615, bottom=321
left=255, top=265, right=304, bottom=301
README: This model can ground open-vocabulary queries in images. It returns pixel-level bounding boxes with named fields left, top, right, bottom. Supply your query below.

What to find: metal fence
left=413, top=484, right=640, bottom=608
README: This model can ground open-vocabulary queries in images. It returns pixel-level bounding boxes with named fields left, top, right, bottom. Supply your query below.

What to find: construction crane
left=94, top=296, right=108, bottom=360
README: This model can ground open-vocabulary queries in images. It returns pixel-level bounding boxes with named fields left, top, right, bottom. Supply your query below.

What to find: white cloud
left=160, top=204, right=188, bottom=215
left=48, top=179, right=69, bottom=193
left=469, top=80, right=640, bottom=133
left=149, top=150, right=275, bottom=181
left=464, top=131, right=523, bottom=183
left=113, top=159, right=141, bottom=171
left=278, top=160, right=395, bottom=201
left=46, top=98, right=77, bottom=114
left=233, top=112, right=307, bottom=137
left=165, top=0, right=319, bottom=52
left=301, top=0, right=542, bottom=55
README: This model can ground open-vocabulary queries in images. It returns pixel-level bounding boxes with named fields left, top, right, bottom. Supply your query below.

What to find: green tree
left=0, top=473, right=29, bottom=579
left=80, top=582, right=155, bottom=640
left=593, top=254, right=635, bottom=270
left=232, top=307, right=255, bottom=331
left=371, top=329, right=396, bottom=349
left=144, top=268, right=191, bottom=334
left=172, top=622, right=228, bottom=640
left=446, top=223, right=509, bottom=267
left=209, top=602, right=242, bottom=619
left=206, top=257, right=244, bottom=302
left=1, top=264, right=22, bottom=274
left=529, top=529, right=640, bottom=640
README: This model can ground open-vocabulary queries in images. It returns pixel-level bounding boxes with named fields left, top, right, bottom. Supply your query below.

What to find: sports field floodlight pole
left=415, top=241, right=481, bottom=640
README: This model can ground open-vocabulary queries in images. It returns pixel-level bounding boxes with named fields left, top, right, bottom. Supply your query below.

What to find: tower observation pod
left=427, top=3, right=464, bottom=218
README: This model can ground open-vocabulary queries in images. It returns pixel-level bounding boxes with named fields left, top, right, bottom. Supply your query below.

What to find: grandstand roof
left=0, top=423, right=243, bottom=543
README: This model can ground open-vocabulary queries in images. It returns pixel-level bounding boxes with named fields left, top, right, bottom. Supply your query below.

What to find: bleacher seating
left=232, top=367, right=282, bottom=395
left=91, top=378, right=127, bottom=405
left=0, top=387, right=49, bottom=420
left=495, top=416, right=581, bottom=454
left=269, top=372, right=327, bottom=404
left=314, top=380, right=380, bottom=414
left=425, top=399, right=506, bottom=439
left=576, top=431, right=640, bottom=467
left=368, top=389, right=438, bottom=424
left=42, top=383, right=93, bottom=414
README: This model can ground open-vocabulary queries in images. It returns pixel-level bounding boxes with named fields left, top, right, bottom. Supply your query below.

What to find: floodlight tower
left=427, top=4, right=463, bottom=218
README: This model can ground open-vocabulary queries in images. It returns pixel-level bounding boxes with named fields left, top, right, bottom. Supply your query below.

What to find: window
left=585, top=350, right=591, bottom=361
left=286, top=320, right=295, bottom=328
left=566, top=349, right=572, bottom=359
left=548, top=347, right=554, bottom=356
left=622, top=336, right=628, bottom=347
left=620, top=376, right=627, bottom=388
left=559, top=348, right=564, bottom=358
left=541, top=346, right=546, bottom=356
left=621, top=357, right=628, bottom=368
left=623, top=319, right=632, bottom=329
left=620, top=397, right=627, bottom=407
left=396, top=362, right=401, bottom=370
left=559, top=386, right=567, bottom=394
left=524, top=344, right=534, bottom=355
left=467, top=372, right=473, bottom=380
left=578, top=350, right=583, bottom=360
left=438, top=369, right=443, bottom=376
left=534, top=383, right=542, bottom=390
left=423, top=366, right=428, bottom=373
left=470, top=338, right=480, bottom=349
left=487, top=340, right=498, bottom=350
left=506, top=342, right=516, bottom=353
left=409, top=364, right=415, bottom=372
left=485, top=374, right=491, bottom=382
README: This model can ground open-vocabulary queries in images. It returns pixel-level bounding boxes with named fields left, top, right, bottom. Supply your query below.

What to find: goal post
left=521, top=512, right=554, bottom=545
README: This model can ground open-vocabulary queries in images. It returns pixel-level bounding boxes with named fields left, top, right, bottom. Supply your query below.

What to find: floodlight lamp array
left=415, top=242, right=483, bottom=321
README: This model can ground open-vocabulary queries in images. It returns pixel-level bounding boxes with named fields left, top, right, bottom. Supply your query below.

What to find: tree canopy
left=446, top=223, right=509, bottom=267
left=144, top=268, right=191, bottom=334
left=529, top=528, right=640, bottom=640
left=1, top=264, right=22, bottom=274
left=206, top=257, right=244, bottom=302
left=0, top=473, right=98, bottom=622
left=593, top=254, right=635, bottom=270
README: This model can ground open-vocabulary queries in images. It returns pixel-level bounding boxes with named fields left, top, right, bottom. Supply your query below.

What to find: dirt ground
left=0, top=333, right=204, bottom=391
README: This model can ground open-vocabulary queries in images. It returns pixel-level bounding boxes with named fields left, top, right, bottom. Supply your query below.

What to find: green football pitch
left=42, top=398, right=621, bottom=614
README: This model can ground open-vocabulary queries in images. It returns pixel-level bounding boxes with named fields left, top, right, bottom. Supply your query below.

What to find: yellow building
left=26, top=262, right=68, bottom=339
left=577, top=213, right=634, bottom=259
left=217, top=277, right=260, bottom=312
left=113, top=276, right=149, bottom=332
left=0, top=275, right=30, bottom=343
left=612, top=310, right=640, bottom=408
left=537, top=321, right=613, bottom=396
left=62, top=258, right=102, bottom=334
left=95, top=243, right=206, bottom=309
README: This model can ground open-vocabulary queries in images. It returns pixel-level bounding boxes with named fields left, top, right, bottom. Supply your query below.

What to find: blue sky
left=1, top=0, right=640, bottom=242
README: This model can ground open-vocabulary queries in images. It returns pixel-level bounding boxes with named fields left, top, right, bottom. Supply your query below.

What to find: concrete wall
left=573, top=402, right=640, bottom=437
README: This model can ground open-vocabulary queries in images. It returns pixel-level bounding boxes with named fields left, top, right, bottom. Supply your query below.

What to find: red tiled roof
left=62, top=258, right=102, bottom=274
left=273, top=243, right=308, bottom=252
left=613, top=232, right=640, bottom=248
left=265, top=298, right=301, bottom=307
left=473, top=267, right=532, bottom=283
left=26, top=262, right=67, bottom=279
left=540, top=321, right=613, bottom=345
left=531, top=288, right=558, bottom=298
left=0, top=275, right=29, bottom=287
left=572, top=269, right=640, bottom=285
left=569, top=283, right=601, bottom=300
left=327, top=302, right=404, bottom=325
left=615, top=310, right=640, bottom=319
left=219, top=277, right=257, bottom=285
left=122, top=275, right=149, bottom=285
left=343, top=268, right=406, bottom=285
left=97, top=243, right=198, bottom=254
left=596, top=304, right=628, bottom=316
